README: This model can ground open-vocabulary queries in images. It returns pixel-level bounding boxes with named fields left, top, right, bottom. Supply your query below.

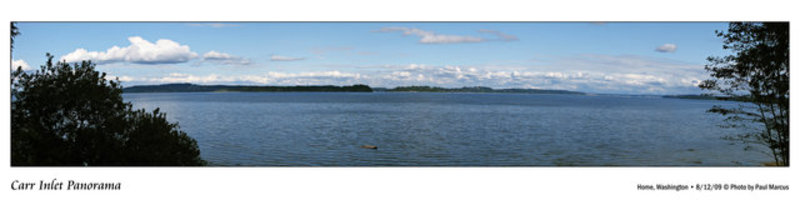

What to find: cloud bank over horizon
left=110, top=54, right=706, bottom=95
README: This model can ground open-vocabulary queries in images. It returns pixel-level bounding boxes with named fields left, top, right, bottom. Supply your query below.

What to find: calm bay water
left=123, top=92, right=767, bottom=166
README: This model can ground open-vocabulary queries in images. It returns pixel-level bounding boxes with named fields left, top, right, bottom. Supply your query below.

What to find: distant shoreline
left=123, top=84, right=747, bottom=102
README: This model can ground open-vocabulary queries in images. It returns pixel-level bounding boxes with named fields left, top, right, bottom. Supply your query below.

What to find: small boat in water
left=360, top=145, right=378, bottom=149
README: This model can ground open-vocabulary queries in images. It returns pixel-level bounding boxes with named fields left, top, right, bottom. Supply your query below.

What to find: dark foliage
left=700, top=22, right=789, bottom=166
left=11, top=22, right=19, bottom=50
left=11, top=54, right=205, bottom=166
left=662, top=94, right=753, bottom=101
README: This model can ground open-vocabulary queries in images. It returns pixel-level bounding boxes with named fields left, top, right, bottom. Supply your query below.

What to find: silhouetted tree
left=700, top=22, right=789, bottom=166
left=11, top=22, right=19, bottom=50
left=12, top=54, right=205, bottom=166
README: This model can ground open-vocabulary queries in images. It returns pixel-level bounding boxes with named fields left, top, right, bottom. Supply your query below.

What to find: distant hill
left=123, top=83, right=373, bottom=93
left=387, top=86, right=585, bottom=95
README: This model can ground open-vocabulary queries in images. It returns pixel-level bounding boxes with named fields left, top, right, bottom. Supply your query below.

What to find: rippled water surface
left=123, top=92, right=767, bottom=166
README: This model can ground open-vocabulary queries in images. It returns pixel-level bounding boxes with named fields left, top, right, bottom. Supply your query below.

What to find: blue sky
left=11, top=22, right=731, bottom=94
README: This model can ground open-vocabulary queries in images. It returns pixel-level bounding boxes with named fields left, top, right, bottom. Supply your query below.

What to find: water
left=123, top=92, right=768, bottom=166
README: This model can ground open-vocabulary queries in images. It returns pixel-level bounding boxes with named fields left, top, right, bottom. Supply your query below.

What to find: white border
left=2, top=0, right=797, bottom=199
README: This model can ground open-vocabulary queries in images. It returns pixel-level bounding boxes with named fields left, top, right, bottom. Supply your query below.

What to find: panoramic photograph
left=9, top=22, right=788, bottom=166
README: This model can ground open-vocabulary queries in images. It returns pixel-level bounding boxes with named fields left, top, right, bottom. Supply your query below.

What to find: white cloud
left=202, top=51, right=251, bottom=65
left=655, top=43, right=677, bottom=53
left=105, top=75, right=135, bottom=82
left=11, top=59, right=32, bottom=71
left=270, top=55, right=305, bottom=61
left=478, top=29, right=519, bottom=41
left=363, top=54, right=704, bottom=94
left=60, top=36, right=199, bottom=65
left=376, top=27, right=519, bottom=44
left=376, top=27, right=485, bottom=44
left=122, top=71, right=364, bottom=86
left=152, top=73, right=224, bottom=83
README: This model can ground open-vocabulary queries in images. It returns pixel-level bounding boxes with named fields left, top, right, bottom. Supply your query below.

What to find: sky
left=11, top=22, right=732, bottom=94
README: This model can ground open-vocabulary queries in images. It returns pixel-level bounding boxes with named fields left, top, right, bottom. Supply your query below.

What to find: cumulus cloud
left=187, top=23, right=240, bottom=28
left=376, top=27, right=519, bottom=44
left=270, top=55, right=306, bottom=61
left=202, top=51, right=251, bottom=65
left=60, top=36, right=199, bottom=65
left=105, top=75, right=135, bottom=82
left=376, top=27, right=485, bottom=44
left=655, top=43, right=677, bottom=53
left=373, top=54, right=705, bottom=94
left=371, top=62, right=701, bottom=94
left=11, top=59, right=32, bottom=71
left=478, top=29, right=519, bottom=41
